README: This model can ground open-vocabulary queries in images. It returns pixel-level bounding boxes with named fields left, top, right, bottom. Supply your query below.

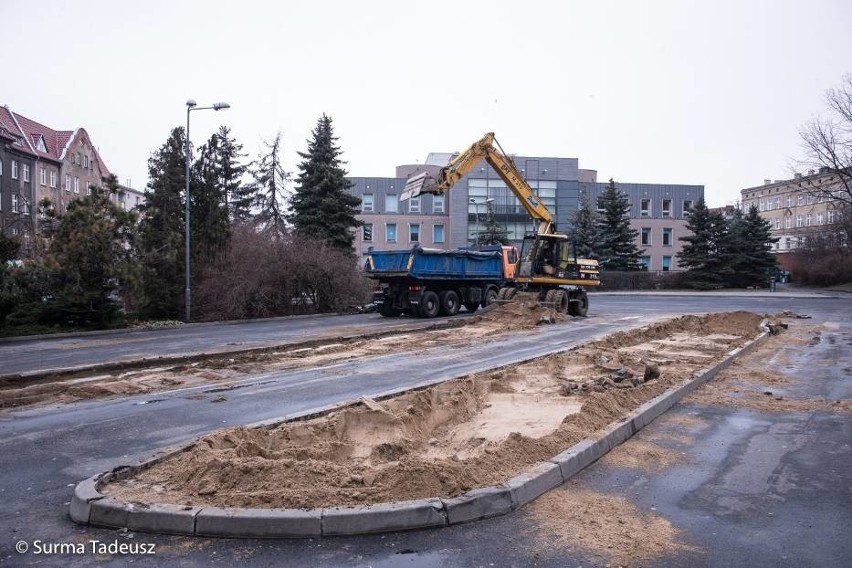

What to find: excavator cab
left=517, top=234, right=579, bottom=281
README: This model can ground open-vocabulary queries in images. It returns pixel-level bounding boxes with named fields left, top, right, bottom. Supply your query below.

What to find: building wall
left=347, top=154, right=703, bottom=271
left=0, top=142, right=36, bottom=246
left=61, top=129, right=108, bottom=199
left=740, top=170, right=847, bottom=256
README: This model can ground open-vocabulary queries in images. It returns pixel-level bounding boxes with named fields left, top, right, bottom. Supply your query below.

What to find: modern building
left=349, top=150, right=703, bottom=272
left=0, top=104, right=144, bottom=247
left=740, top=169, right=848, bottom=270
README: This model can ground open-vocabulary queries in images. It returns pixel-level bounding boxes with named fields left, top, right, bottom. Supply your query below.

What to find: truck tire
left=483, top=287, right=498, bottom=307
left=419, top=291, right=440, bottom=318
left=497, top=287, right=517, bottom=302
left=439, top=290, right=461, bottom=316
left=464, top=302, right=479, bottom=313
left=378, top=302, right=401, bottom=317
left=568, top=290, right=589, bottom=317
left=544, top=289, right=568, bottom=314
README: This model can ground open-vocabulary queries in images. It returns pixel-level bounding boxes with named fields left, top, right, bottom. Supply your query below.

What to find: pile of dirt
left=105, top=312, right=765, bottom=510
left=475, top=292, right=566, bottom=327
left=526, top=484, right=700, bottom=566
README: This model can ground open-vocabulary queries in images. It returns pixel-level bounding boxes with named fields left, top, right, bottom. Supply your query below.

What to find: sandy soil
left=104, top=311, right=767, bottom=510
left=0, top=294, right=560, bottom=410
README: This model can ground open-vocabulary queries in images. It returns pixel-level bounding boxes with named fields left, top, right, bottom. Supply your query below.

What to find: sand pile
left=104, top=312, right=765, bottom=510
left=475, top=291, right=566, bottom=327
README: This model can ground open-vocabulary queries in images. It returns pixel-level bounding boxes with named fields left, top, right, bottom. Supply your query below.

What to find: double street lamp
left=185, top=99, right=230, bottom=323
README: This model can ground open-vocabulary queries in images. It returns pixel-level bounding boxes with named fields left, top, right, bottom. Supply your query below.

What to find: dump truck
left=365, top=244, right=518, bottom=317
left=401, top=132, right=600, bottom=316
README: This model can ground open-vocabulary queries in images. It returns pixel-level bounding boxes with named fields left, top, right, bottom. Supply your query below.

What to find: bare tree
left=799, top=74, right=852, bottom=207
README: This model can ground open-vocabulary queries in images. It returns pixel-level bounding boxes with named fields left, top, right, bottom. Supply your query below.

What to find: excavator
left=401, top=132, right=600, bottom=316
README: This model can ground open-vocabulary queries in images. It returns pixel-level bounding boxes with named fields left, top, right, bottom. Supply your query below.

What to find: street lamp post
left=185, top=99, right=230, bottom=323
left=469, top=198, right=480, bottom=244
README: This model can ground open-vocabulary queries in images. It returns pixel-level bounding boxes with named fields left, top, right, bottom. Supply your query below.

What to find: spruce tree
left=138, top=127, right=187, bottom=318
left=677, top=197, right=728, bottom=288
left=0, top=233, right=22, bottom=328
left=191, top=134, right=231, bottom=273
left=595, top=179, right=642, bottom=270
left=37, top=175, right=139, bottom=327
left=214, top=126, right=250, bottom=223
left=732, top=204, right=778, bottom=287
left=476, top=201, right=510, bottom=245
left=248, top=132, right=291, bottom=239
left=290, top=114, right=362, bottom=253
left=572, top=193, right=601, bottom=259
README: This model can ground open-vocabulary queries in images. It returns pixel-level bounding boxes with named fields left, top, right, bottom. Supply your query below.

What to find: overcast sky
left=2, top=0, right=850, bottom=206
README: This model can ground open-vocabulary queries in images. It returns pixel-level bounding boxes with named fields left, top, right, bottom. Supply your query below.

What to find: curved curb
left=70, top=328, right=770, bottom=538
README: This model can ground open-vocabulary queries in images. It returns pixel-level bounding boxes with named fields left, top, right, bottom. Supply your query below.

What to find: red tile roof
left=0, top=105, right=110, bottom=175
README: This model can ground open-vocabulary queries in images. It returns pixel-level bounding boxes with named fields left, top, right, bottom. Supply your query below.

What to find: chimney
left=794, top=173, right=802, bottom=179
left=763, top=179, right=771, bottom=185
left=807, top=169, right=815, bottom=176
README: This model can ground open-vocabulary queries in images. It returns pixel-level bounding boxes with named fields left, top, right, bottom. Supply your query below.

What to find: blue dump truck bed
left=366, top=247, right=504, bottom=280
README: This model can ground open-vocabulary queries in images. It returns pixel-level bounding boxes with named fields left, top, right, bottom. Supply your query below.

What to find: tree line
left=570, top=181, right=778, bottom=288
left=0, top=115, right=367, bottom=335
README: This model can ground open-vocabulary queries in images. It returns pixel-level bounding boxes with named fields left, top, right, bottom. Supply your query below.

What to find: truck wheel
left=497, top=287, right=517, bottom=301
left=483, top=287, right=498, bottom=307
left=378, top=303, right=401, bottom=317
left=419, top=291, right=440, bottom=318
left=568, top=290, right=589, bottom=317
left=439, top=290, right=461, bottom=316
left=544, top=289, right=568, bottom=313
left=464, top=302, right=479, bottom=313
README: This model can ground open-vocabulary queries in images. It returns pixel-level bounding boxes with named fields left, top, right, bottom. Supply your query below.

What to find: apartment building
left=348, top=150, right=703, bottom=272
left=0, top=104, right=144, bottom=244
left=740, top=169, right=847, bottom=270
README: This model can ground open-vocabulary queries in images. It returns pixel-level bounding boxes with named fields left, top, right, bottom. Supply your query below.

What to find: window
left=40, top=167, right=47, bottom=185
left=785, top=215, right=792, bottom=229
left=640, top=199, right=650, bottom=216
left=12, top=160, right=19, bottom=179
left=433, top=224, right=445, bottom=243
left=786, top=195, right=792, bottom=207
left=50, top=171, right=57, bottom=188
left=74, top=177, right=80, bottom=194
left=361, top=194, right=374, bottom=212
left=683, top=200, right=693, bottom=216
left=774, top=218, right=781, bottom=229
left=385, top=194, right=398, bottom=213
left=774, top=197, right=780, bottom=209
left=0, top=160, right=3, bottom=176
left=385, top=223, right=397, bottom=242
left=409, top=223, right=420, bottom=242
left=807, top=195, right=814, bottom=205
left=23, top=164, right=30, bottom=182
left=433, top=195, right=445, bottom=213
left=83, top=155, right=89, bottom=168
left=806, top=213, right=812, bottom=226
left=36, top=137, right=46, bottom=152
left=817, top=212, right=824, bottom=225
left=828, top=210, right=836, bottom=224
left=641, top=227, right=651, bottom=246
left=12, top=194, right=19, bottom=213
left=797, top=194, right=804, bottom=206
left=785, top=237, right=792, bottom=250
left=662, top=256, right=672, bottom=271
left=408, top=196, right=420, bottom=213
left=662, top=228, right=673, bottom=246
left=640, top=256, right=651, bottom=271
left=65, top=175, right=71, bottom=192
left=662, top=199, right=671, bottom=217
left=362, top=223, right=373, bottom=242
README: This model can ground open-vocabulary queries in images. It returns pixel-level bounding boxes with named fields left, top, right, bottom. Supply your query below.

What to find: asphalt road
left=0, top=293, right=849, bottom=567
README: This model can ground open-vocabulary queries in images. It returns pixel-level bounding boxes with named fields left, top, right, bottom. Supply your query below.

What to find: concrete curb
left=70, top=329, right=770, bottom=538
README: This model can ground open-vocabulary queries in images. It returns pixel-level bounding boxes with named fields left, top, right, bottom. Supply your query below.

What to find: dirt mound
left=105, top=312, right=766, bottom=510
left=475, top=292, right=566, bottom=327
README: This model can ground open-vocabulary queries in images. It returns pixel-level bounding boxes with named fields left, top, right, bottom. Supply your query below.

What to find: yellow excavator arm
left=401, top=132, right=555, bottom=235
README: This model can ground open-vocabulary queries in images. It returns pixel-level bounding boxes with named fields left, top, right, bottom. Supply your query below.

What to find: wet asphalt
left=0, top=293, right=849, bottom=567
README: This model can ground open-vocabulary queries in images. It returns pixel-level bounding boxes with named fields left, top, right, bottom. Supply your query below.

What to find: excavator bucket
left=401, top=171, right=436, bottom=201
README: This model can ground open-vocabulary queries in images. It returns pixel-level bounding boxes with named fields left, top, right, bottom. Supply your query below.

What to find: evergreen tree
left=476, top=201, right=510, bottom=245
left=191, top=134, right=231, bottom=272
left=290, top=114, right=362, bottom=253
left=572, top=193, right=602, bottom=259
left=677, top=197, right=729, bottom=288
left=249, top=132, right=291, bottom=239
left=36, top=175, right=139, bottom=327
left=215, top=126, right=250, bottom=223
left=595, top=179, right=642, bottom=270
left=138, top=127, right=187, bottom=318
left=728, top=204, right=778, bottom=287
left=0, top=233, right=22, bottom=328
